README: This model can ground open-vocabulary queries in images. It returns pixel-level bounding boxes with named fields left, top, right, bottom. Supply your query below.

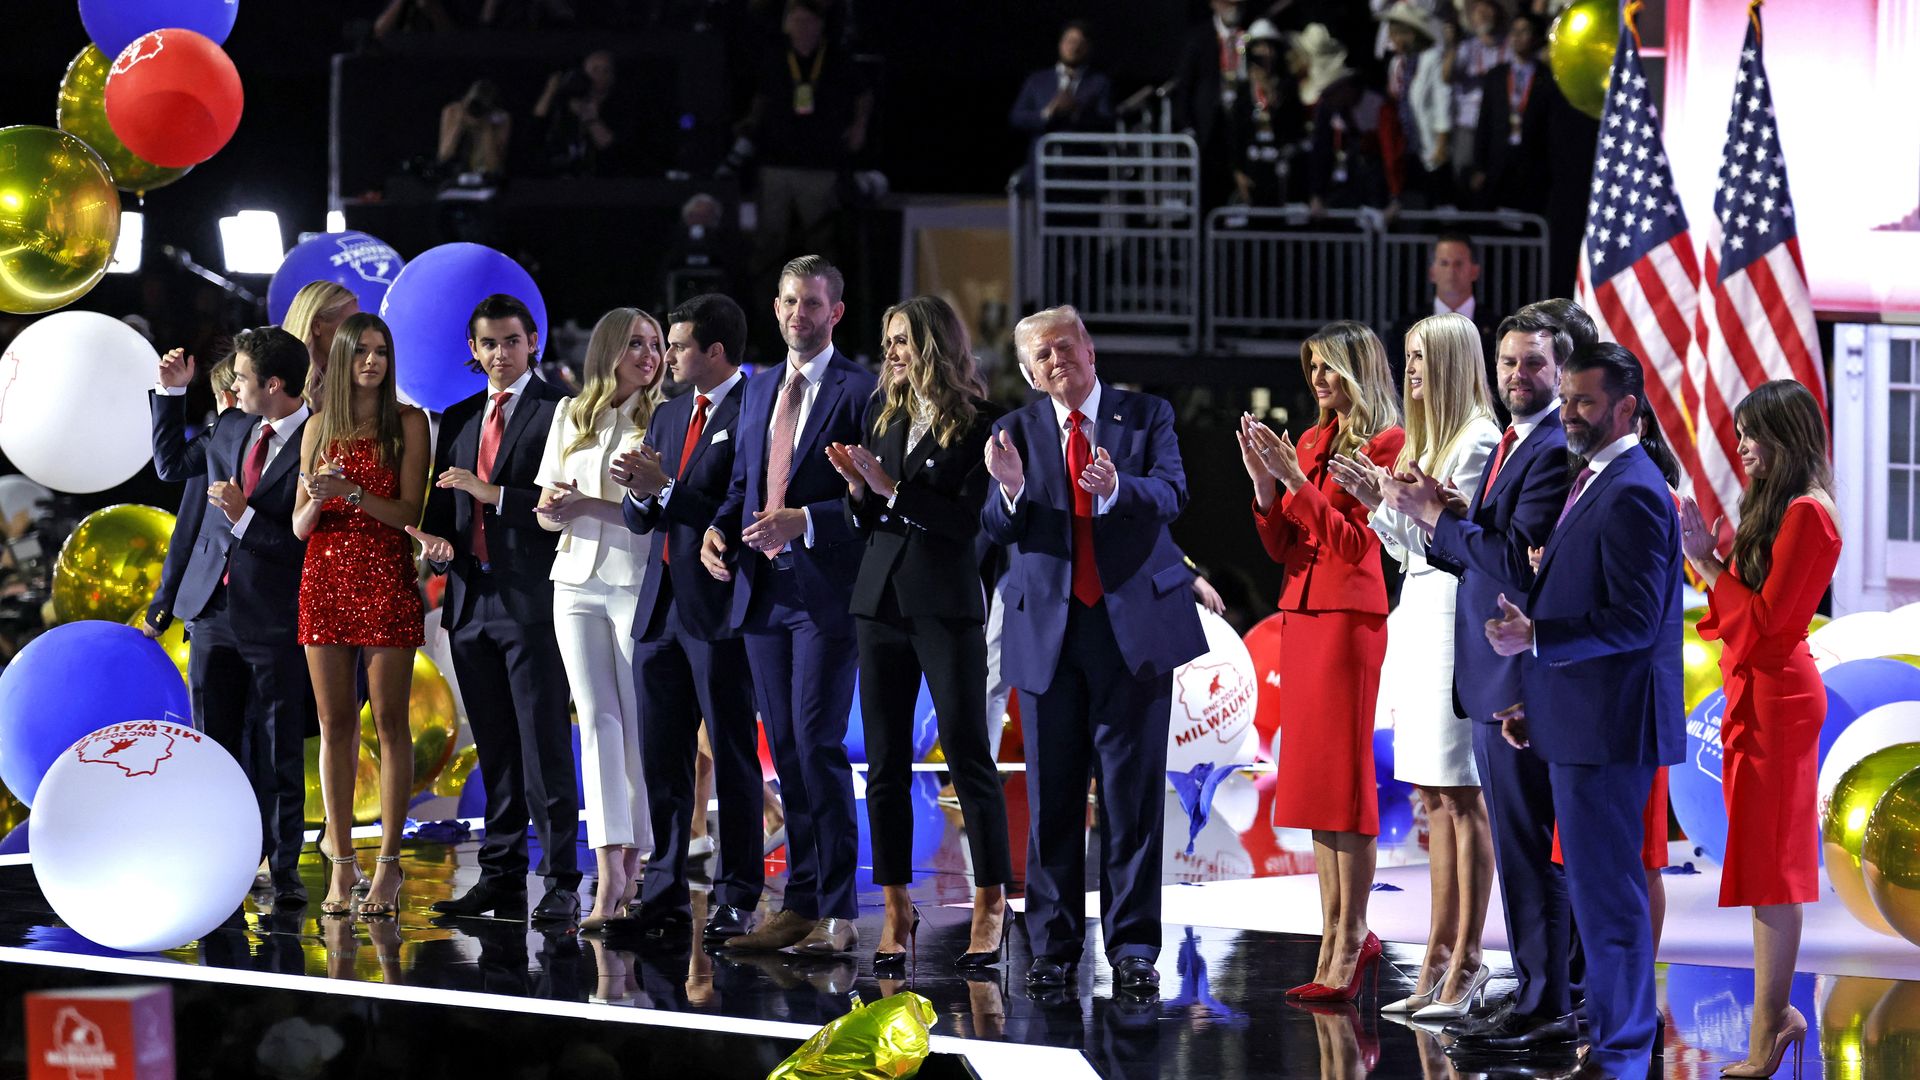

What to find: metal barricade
left=1022, top=132, right=1202, bottom=351
left=1374, top=209, right=1552, bottom=332
left=1205, top=207, right=1376, bottom=356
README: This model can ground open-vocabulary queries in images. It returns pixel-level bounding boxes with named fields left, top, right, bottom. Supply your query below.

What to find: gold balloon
left=1823, top=975, right=1891, bottom=1080
left=55, top=46, right=189, bottom=196
left=1811, top=614, right=1832, bottom=635
left=51, top=503, right=174, bottom=625
left=1683, top=606, right=1724, bottom=713
left=1548, top=0, right=1619, bottom=121
left=303, top=735, right=383, bottom=827
left=1861, top=764, right=1920, bottom=946
left=358, top=650, right=459, bottom=798
left=432, top=744, right=478, bottom=799
left=1823, top=743, right=1920, bottom=935
left=0, top=125, right=120, bottom=315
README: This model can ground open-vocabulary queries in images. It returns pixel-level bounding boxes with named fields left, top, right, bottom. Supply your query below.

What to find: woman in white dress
left=1331, top=312, right=1500, bottom=1017
left=534, top=307, right=666, bottom=931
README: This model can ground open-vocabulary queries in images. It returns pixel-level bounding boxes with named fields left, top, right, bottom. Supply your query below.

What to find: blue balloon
left=843, top=676, right=940, bottom=765
left=379, top=243, right=548, bottom=413
left=854, top=772, right=945, bottom=887
left=267, top=231, right=405, bottom=326
left=0, top=621, right=189, bottom=807
left=1671, top=691, right=1730, bottom=863
left=1373, top=727, right=1417, bottom=845
left=0, top=818, right=27, bottom=855
left=1818, top=658, right=1920, bottom=763
left=81, top=0, right=239, bottom=61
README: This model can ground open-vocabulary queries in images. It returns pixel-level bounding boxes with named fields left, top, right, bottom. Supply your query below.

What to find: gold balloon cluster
left=56, top=46, right=190, bottom=196
left=1682, top=607, right=1724, bottom=713
left=0, top=125, right=120, bottom=316
left=1862, top=761, right=1920, bottom=946
left=1547, top=0, right=1620, bottom=121
left=358, top=650, right=459, bottom=798
left=1823, top=743, right=1920, bottom=935
left=50, top=503, right=174, bottom=625
left=303, top=736, right=383, bottom=827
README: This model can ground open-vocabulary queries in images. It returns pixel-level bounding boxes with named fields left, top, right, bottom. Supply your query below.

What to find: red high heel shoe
left=1298, top=932, right=1382, bottom=1002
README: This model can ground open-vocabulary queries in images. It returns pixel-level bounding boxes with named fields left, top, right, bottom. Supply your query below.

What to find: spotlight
left=107, top=211, right=143, bottom=275
left=325, top=209, right=346, bottom=233
left=218, top=210, right=284, bottom=275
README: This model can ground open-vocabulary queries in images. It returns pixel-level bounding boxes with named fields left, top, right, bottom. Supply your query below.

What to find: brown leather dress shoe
left=783, top=917, right=860, bottom=957
left=724, top=908, right=816, bottom=952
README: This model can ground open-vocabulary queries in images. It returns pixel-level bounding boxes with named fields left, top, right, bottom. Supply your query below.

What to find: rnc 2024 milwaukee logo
left=1172, top=662, right=1255, bottom=747
left=73, top=722, right=199, bottom=778
left=43, top=1007, right=116, bottom=1076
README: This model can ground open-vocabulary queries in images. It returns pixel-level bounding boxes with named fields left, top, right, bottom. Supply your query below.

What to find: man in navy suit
left=1009, top=20, right=1114, bottom=186
left=1384, top=305, right=1577, bottom=1053
left=699, top=255, right=876, bottom=955
left=981, top=305, right=1206, bottom=997
left=150, top=327, right=314, bottom=906
left=611, top=292, right=763, bottom=946
left=1481, top=342, right=1683, bottom=1080
left=420, top=294, right=580, bottom=925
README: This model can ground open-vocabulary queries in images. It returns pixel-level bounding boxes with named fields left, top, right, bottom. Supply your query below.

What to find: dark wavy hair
left=1730, top=379, right=1833, bottom=588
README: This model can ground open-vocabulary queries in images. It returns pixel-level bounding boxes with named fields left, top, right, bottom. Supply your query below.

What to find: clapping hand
left=1678, top=495, right=1723, bottom=563
left=827, top=442, right=896, bottom=500
left=610, top=445, right=670, bottom=497
left=1485, top=593, right=1534, bottom=657
left=1381, top=461, right=1448, bottom=528
left=984, top=430, right=1024, bottom=499
left=1327, top=450, right=1389, bottom=509
left=303, top=459, right=357, bottom=502
left=208, top=476, right=248, bottom=524
left=536, top=480, right=590, bottom=524
left=404, top=525, right=454, bottom=563
left=1077, top=446, right=1118, bottom=499
left=1240, top=415, right=1306, bottom=492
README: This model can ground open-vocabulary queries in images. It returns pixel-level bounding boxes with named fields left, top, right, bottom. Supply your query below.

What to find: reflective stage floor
left=0, top=771, right=1913, bottom=1078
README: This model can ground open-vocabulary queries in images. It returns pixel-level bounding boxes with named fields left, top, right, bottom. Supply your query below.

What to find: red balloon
left=103, top=29, right=243, bottom=168
left=1243, top=613, right=1285, bottom=761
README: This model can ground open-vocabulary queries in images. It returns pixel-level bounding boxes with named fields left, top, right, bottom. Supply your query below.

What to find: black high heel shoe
left=955, top=902, right=1011, bottom=971
left=872, top=905, right=922, bottom=974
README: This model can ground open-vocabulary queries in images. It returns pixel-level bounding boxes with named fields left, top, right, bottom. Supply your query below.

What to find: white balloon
left=1809, top=611, right=1898, bottom=671
left=1884, top=603, right=1920, bottom=658
left=1817, top=700, right=1920, bottom=808
left=0, top=312, right=157, bottom=493
left=1168, top=607, right=1260, bottom=773
left=33, top=720, right=260, bottom=952
left=0, top=474, right=51, bottom=522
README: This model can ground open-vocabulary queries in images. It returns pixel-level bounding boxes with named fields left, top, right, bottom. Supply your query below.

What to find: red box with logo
left=25, top=985, right=175, bottom=1080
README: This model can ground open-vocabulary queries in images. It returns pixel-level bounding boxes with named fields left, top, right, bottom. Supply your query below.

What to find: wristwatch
left=345, top=486, right=363, bottom=508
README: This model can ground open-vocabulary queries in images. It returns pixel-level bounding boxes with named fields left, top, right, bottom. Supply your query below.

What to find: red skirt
left=1719, top=654, right=1824, bottom=907
left=1269, top=609, right=1387, bottom=835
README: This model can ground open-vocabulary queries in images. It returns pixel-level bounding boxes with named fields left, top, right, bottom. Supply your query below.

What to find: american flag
left=1684, top=6, right=1825, bottom=527
left=1574, top=23, right=1723, bottom=526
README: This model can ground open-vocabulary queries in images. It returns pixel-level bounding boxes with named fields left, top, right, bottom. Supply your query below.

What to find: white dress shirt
left=1433, top=294, right=1477, bottom=322
left=652, top=369, right=743, bottom=511
left=231, top=403, right=310, bottom=538
left=1509, top=399, right=1561, bottom=451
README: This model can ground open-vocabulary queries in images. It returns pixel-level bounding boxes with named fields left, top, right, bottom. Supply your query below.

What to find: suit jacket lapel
left=791, top=351, right=843, bottom=472
left=689, top=384, right=741, bottom=474
left=488, top=380, right=546, bottom=481
left=1093, top=385, right=1127, bottom=466
left=254, top=413, right=308, bottom=494
left=884, top=413, right=914, bottom=481
left=1028, top=401, right=1069, bottom=509
left=1536, top=450, right=1633, bottom=577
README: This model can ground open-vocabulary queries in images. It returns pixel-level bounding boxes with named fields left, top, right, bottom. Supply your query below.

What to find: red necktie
left=663, top=394, right=709, bottom=565
left=1067, top=410, right=1102, bottom=606
left=1480, top=426, right=1519, bottom=493
left=242, top=422, right=274, bottom=496
left=471, top=391, right=511, bottom=564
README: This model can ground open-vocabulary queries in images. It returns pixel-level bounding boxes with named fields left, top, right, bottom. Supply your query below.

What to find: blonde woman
left=281, top=281, right=360, bottom=411
left=1331, top=312, right=1501, bottom=1018
left=534, top=307, right=667, bottom=931
left=1240, top=320, right=1404, bottom=1001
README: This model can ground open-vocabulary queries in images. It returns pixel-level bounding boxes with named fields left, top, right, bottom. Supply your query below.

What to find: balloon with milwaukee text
left=104, top=30, right=244, bottom=169
left=1168, top=607, right=1260, bottom=774
left=268, top=232, right=405, bottom=325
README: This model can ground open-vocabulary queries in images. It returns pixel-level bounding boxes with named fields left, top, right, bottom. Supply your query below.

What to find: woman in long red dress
left=1682, top=379, right=1839, bottom=1079
left=1240, top=320, right=1404, bottom=1001
left=295, top=312, right=432, bottom=918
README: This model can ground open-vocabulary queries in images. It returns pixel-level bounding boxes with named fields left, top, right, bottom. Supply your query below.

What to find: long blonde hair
left=564, top=308, right=666, bottom=456
left=1398, top=313, right=1496, bottom=473
left=1303, top=320, right=1400, bottom=457
left=306, top=312, right=406, bottom=468
left=872, top=296, right=985, bottom=448
left=282, top=281, right=358, bottom=404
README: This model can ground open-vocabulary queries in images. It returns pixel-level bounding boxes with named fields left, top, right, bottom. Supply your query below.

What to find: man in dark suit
left=150, top=327, right=314, bottom=906
left=610, top=292, right=762, bottom=946
left=1470, top=14, right=1551, bottom=214
left=1383, top=305, right=1576, bottom=1056
left=980, top=305, right=1207, bottom=997
left=1174, top=0, right=1248, bottom=208
left=1482, top=342, right=1683, bottom=1080
left=699, top=255, right=876, bottom=955
left=1388, top=233, right=1500, bottom=396
left=420, top=293, right=580, bottom=924
left=1009, top=19, right=1115, bottom=186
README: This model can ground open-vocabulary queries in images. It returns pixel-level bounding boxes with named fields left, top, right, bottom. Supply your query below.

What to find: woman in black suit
left=826, top=295, right=1011, bottom=973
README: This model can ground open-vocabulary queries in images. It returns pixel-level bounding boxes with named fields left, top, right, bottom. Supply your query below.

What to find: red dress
left=1698, top=497, right=1840, bottom=907
left=1253, top=419, right=1405, bottom=835
left=298, top=437, right=425, bottom=648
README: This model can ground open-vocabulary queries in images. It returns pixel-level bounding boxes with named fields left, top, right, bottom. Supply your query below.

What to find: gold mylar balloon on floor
left=1548, top=0, right=1619, bottom=121
left=0, top=125, right=120, bottom=315
left=358, top=650, right=459, bottom=798
left=51, top=503, right=174, bottom=625
left=303, top=736, right=383, bottom=827
left=1861, top=765, right=1920, bottom=946
left=1822, top=743, right=1920, bottom=935
left=1683, top=606, right=1724, bottom=713
left=433, top=744, right=478, bottom=799
left=56, top=46, right=189, bottom=196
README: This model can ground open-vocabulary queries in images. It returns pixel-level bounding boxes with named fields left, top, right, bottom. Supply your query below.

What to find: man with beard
left=701, top=255, right=875, bottom=955
left=1381, top=304, right=1579, bottom=1063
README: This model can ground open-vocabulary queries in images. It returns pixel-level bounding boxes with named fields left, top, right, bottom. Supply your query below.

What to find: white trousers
left=553, top=577, right=651, bottom=853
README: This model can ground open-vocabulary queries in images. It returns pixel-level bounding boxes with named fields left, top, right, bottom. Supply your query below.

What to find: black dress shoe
left=1026, top=957, right=1072, bottom=989
left=1114, top=957, right=1160, bottom=996
left=1451, top=1012, right=1582, bottom=1056
left=430, top=880, right=528, bottom=918
left=532, top=885, right=581, bottom=924
left=272, top=883, right=309, bottom=908
left=703, top=904, right=752, bottom=941
left=1443, top=999, right=1516, bottom=1037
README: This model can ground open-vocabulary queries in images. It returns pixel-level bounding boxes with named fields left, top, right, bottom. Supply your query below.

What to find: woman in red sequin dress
left=1683, top=380, right=1840, bottom=1078
left=294, top=312, right=431, bottom=918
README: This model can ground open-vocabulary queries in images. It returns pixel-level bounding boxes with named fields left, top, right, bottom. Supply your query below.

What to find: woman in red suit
left=1239, top=320, right=1404, bottom=1001
left=294, top=312, right=432, bottom=919
left=1682, top=379, right=1840, bottom=1078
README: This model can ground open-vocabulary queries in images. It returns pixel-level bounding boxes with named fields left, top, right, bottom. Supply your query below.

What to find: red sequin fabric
left=298, top=437, right=425, bottom=648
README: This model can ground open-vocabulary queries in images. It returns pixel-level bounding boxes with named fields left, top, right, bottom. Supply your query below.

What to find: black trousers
left=855, top=585, right=1012, bottom=888
left=186, top=593, right=309, bottom=888
left=449, top=574, right=580, bottom=890
left=634, top=589, right=764, bottom=917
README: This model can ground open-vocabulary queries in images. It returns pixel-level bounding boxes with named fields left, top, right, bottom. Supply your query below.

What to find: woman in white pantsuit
left=1332, top=312, right=1501, bottom=1017
left=534, top=307, right=665, bottom=931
